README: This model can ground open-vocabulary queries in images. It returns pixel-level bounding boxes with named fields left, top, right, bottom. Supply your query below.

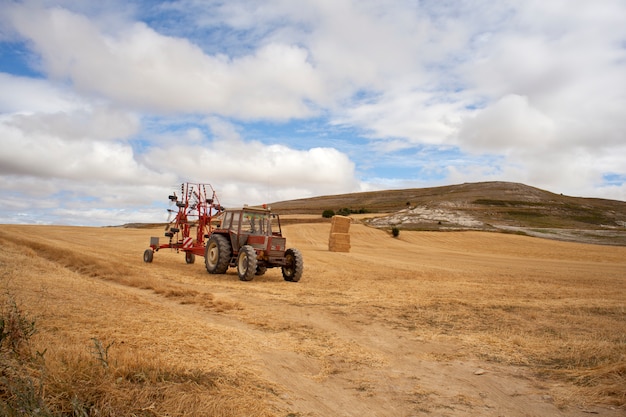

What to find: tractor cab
left=220, top=207, right=280, bottom=248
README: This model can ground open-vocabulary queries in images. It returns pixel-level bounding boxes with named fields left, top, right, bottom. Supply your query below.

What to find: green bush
left=323, top=208, right=369, bottom=218
left=337, top=208, right=351, bottom=216
left=322, top=209, right=335, bottom=218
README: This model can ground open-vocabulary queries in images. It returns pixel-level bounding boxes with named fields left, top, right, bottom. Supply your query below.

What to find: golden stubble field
left=1, top=222, right=625, bottom=416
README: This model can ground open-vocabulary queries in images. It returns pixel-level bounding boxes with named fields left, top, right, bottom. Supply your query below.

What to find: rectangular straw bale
left=329, top=244, right=350, bottom=252
left=330, top=215, right=351, bottom=233
left=329, top=232, right=351, bottom=252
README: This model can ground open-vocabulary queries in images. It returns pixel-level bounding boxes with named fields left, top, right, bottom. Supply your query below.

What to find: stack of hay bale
left=328, top=215, right=351, bottom=252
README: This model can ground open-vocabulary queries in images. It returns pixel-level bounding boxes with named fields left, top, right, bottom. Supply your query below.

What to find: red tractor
left=204, top=206, right=303, bottom=282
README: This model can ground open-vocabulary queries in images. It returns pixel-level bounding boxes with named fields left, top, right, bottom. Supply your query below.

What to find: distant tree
left=322, top=209, right=335, bottom=218
left=337, top=208, right=351, bottom=216
left=391, top=227, right=400, bottom=237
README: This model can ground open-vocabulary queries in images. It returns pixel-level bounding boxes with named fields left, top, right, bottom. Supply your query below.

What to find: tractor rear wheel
left=205, top=234, right=231, bottom=274
left=282, top=248, right=303, bottom=282
left=237, top=245, right=257, bottom=281
left=143, top=249, right=154, bottom=263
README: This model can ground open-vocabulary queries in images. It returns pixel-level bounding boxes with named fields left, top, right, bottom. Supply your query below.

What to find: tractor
left=204, top=205, right=303, bottom=282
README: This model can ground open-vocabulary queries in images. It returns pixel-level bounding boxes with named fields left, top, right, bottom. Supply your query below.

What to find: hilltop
left=270, top=181, right=626, bottom=245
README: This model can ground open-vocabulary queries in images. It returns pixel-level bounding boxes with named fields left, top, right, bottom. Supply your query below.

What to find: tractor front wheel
left=282, top=248, right=303, bottom=282
left=205, top=234, right=231, bottom=274
left=237, top=245, right=258, bottom=281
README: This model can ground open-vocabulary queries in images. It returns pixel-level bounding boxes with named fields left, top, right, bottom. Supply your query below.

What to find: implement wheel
left=143, top=249, right=154, bottom=263
left=185, top=252, right=195, bottom=264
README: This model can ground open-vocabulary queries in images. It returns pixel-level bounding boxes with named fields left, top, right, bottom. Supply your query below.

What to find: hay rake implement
left=143, top=183, right=223, bottom=264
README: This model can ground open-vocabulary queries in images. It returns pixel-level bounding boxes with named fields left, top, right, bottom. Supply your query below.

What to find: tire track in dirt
left=211, top=288, right=577, bottom=417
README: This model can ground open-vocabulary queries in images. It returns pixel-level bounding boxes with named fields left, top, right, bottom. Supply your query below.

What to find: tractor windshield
left=242, top=211, right=272, bottom=235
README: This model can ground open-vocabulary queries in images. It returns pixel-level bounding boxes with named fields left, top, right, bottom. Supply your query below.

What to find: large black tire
left=205, top=234, right=231, bottom=274
left=143, top=249, right=154, bottom=263
left=282, top=248, right=303, bottom=282
left=185, top=252, right=195, bottom=264
left=255, top=266, right=267, bottom=276
left=237, top=245, right=257, bottom=281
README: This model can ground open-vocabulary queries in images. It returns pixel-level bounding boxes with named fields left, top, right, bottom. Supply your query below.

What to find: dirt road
left=1, top=223, right=625, bottom=416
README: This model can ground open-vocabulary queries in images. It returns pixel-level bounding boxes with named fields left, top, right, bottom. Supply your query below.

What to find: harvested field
left=0, top=223, right=625, bottom=416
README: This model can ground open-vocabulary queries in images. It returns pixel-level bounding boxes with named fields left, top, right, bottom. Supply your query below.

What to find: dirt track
left=1, top=223, right=625, bottom=416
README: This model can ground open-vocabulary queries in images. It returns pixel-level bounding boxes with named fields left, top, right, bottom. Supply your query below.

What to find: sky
left=1, top=0, right=625, bottom=226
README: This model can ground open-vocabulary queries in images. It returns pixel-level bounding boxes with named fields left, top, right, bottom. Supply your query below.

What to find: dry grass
left=0, top=223, right=625, bottom=416
left=0, top=228, right=280, bottom=416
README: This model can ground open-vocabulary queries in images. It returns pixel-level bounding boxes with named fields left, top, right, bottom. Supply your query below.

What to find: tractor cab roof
left=224, top=205, right=273, bottom=214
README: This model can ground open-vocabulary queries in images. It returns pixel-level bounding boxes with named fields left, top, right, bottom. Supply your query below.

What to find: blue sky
left=1, top=0, right=625, bottom=226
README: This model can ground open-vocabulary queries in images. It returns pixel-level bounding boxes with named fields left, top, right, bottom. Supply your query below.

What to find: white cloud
left=6, top=4, right=325, bottom=119
left=1, top=0, right=625, bottom=226
left=0, top=74, right=152, bottom=186
left=0, top=174, right=173, bottom=226
left=458, top=94, right=556, bottom=152
left=0, top=76, right=166, bottom=189
left=7, top=106, right=139, bottom=142
left=141, top=118, right=360, bottom=205
left=334, top=89, right=463, bottom=150
left=0, top=118, right=159, bottom=183
left=0, top=73, right=79, bottom=113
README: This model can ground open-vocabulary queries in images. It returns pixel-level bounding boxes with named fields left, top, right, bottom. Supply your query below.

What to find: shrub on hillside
left=337, top=208, right=351, bottom=216
left=322, top=210, right=335, bottom=218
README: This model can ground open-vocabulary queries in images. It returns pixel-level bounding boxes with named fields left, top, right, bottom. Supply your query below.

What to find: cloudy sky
left=1, top=0, right=625, bottom=226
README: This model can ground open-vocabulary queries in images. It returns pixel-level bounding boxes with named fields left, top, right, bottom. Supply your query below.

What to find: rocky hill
left=271, top=181, right=626, bottom=246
